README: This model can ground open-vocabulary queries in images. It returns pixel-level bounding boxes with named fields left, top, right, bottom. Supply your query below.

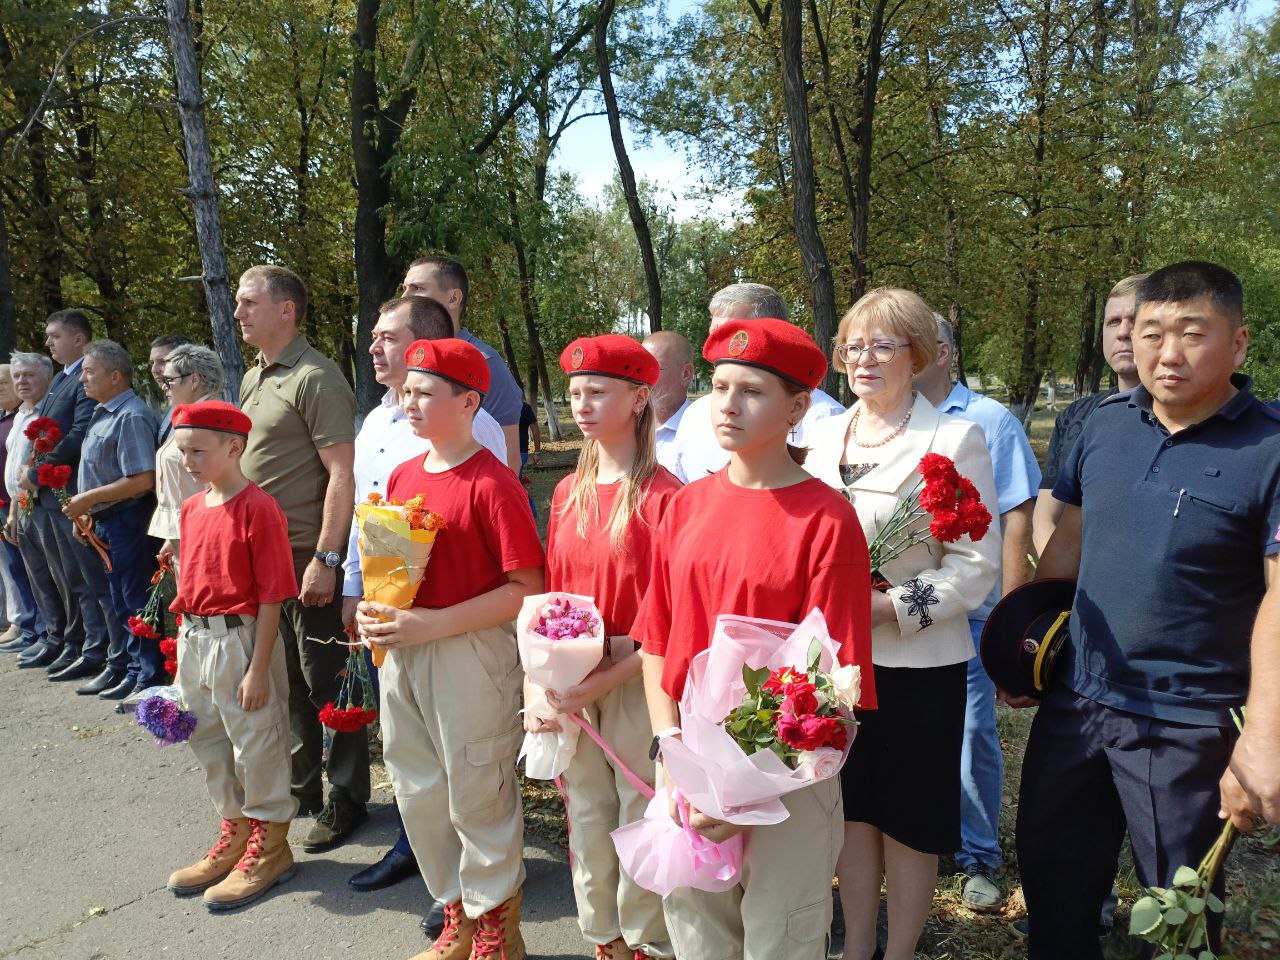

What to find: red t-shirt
left=170, top=482, right=299, bottom=617
left=387, top=448, right=545, bottom=608
left=546, top=467, right=683, bottom=637
left=633, top=470, right=876, bottom=707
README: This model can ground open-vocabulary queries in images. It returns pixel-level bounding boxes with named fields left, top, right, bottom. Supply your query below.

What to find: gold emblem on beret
left=728, top=331, right=749, bottom=357
left=410, top=346, right=427, bottom=367
left=571, top=346, right=584, bottom=370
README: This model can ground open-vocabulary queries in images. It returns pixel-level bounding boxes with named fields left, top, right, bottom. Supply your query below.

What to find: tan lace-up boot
left=410, top=899, right=476, bottom=960
left=470, top=888, right=526, bottom=960
left=203, top=819, right=295, bottom=910
left=167, top=817, right=251, bottom=895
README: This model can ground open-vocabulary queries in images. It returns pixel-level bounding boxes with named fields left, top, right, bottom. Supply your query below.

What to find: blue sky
left=551, top=0, right=1277, bottom=222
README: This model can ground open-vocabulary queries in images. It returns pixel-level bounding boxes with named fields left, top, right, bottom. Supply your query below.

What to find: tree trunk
left=1073, top=282, right=1099, bottom=396
left=0, top=196, right=14, bottom=357
left=166, top=0, right=243, bottom=400
left=349, top=0, right=404, bottom=415
left=27, top=123, right=63, bottom=316
left=507, top=190, right=563, bottom=441
left=850, top=0, right=887, bottom=301
left=594, top=0, right=662, bottom=332
left=779, top=0, right=840, bottom=397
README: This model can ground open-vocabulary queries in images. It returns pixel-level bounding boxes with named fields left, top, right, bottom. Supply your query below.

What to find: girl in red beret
left=632, top=317, right=874, bottom=960
left=537, top=334, right=682, bottom=959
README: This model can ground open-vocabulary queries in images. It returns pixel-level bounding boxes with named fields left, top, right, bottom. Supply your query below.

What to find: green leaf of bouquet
left=757, top=709, right=775, bottom=722
left=807, top=635, right=821, bottom=672
left=1197, top=951, right=1215, bottom=960
left=1174, top=953, right=1195, bottom=960
left=1129, top=897, right=1164, bottom=936
left=1205, top=892, right=1224, bottom=913
left=1173, top=865, right=1201, bottom=887
left=1164, top=906, right=1187, bottom=926
left=1185, top=896, right=1205, bottom=915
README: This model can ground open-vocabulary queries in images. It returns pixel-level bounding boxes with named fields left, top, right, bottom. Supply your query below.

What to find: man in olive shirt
left=236, top=264, right=369, bottom=851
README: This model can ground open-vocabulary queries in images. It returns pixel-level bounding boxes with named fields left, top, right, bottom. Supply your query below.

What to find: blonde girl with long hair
left=532, top=334, right=683, bottom=960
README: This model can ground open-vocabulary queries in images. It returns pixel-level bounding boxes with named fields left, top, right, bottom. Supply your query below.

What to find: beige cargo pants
left=661, top=776, right=843, bottom=960
left=380, top=625, right=526, bottom=919
left=561, top=674, right=673, bottom=957
left=176, top=613, right=297, bottom=823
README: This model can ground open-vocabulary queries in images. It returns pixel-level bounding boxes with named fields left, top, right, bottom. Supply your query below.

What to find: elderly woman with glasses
left=805, top=288, right=1001, bottom=960
left=149, top=344, right=225, bottom=564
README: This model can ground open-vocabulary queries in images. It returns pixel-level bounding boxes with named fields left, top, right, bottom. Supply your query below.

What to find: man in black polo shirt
left=1020, top=261, right=1280, bottom=960
left=1031, top=273, right=1145, bottom=555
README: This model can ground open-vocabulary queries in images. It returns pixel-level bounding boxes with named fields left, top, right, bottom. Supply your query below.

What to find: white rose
left=796, top=746, right=843, bottom=781
left=829, top=664, right=862, bottom=711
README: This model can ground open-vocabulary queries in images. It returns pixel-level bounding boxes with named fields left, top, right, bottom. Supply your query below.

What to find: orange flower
left=366, top=492, right=382, bottom=504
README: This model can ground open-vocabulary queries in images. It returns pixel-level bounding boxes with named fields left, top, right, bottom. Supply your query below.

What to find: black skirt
left=841, top=661, right=967, bottom=855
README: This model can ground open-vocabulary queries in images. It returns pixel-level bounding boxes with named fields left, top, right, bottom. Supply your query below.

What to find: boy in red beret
left=164, top=400, right=301, bottom=910
left=355, top=339, right=545, bottom=960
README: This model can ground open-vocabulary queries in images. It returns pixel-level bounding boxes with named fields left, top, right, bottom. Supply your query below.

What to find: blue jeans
left=957, top=618, right=1004, bottom=872
left=365, top=645, right=415, bottom=859
left=4, top=539, right=45, bottom=643
left=95, top=499, right=163, bottom=686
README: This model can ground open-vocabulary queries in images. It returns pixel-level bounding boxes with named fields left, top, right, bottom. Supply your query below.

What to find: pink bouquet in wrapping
left=613, top=608, right=859, bottom=893
left=516, top=592, right=606, bottom=779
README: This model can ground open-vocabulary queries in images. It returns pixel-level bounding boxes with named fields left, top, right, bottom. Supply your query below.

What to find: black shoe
left=349, top=848, right=418, bottom=891
left=49, top=656, right=103, bottom=682
left=19, top=642, right=59, bottom=668
left=78, top=668, right=124, bottom=695
left=302, top=800, right=368, bottom=853
left=420, top=900, right=446, bottom=940
left=45, top=648, right=79, bottom=675
left=294, top=795, right=324, bottom=817
left=827, top=887, right=844, bottom=960
left=0, top=635, right=36, bottom=653
left=99, top=676, right=137, bottom=700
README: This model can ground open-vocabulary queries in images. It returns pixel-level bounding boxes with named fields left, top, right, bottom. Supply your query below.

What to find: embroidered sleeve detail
left=900, top=578, right=939, bottom=632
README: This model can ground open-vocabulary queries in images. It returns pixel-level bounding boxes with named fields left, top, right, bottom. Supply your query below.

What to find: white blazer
left=805, top=392, right=1001, bottom=668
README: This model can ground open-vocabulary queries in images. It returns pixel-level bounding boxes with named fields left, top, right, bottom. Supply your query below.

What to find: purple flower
left=136, top=695, right=197, bottom=746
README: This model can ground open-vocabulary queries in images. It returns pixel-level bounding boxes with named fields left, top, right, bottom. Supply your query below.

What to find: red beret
left=403, top=338, right=490, bottom=396
left=172, top=400, right=252, bottom=437
left=559, top=334, right=659, bottom=387
left=703, top=317, right=828, bottom=390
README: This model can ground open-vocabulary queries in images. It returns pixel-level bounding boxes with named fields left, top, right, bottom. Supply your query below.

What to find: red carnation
left=929, top=508, right=968, bottom=543
left=918, top=453, right=959, bottom=485
left=956, top=477, right=981, bottom=504
left=163, top=659, right=178, bottom=676
left=918, top=479, right=954, bottom=513
left=319, top=702, right=378, bottom=733
left=36, top=463, right=72, bottom=489
left=159, top=638, right=178, bottom=658
left=960, top=499, right=992, bottom=541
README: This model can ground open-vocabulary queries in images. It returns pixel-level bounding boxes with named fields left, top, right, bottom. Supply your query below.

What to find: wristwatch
left=313, top=550, right=341, bottom=568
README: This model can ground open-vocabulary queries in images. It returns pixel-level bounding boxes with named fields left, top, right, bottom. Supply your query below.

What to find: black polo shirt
left=1039, top=389, right=1115, bottom=490
left=1053, top=374, right=1280, bottom=726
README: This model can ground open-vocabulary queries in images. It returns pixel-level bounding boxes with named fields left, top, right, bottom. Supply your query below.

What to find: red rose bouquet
left=34, top=459, right=114, bottom=570
left=319, top=645, right=378, bottom=733
left=864, top=453, right=992, bottom=587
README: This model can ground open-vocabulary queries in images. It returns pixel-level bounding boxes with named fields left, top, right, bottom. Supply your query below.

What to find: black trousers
left=1016, top=686, right=1234, bottom=960
left=279, top=553, right=370, bottom=808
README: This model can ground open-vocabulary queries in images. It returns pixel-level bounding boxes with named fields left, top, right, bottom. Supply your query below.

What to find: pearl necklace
left=850, top=399, right=914, bottom=449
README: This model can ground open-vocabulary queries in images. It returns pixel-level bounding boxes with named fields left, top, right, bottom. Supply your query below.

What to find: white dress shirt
left=342, top=388, right=508, bottom=596
left=668, top=387, right=845, bottom=483
left=654, top=397, right=691, bottom=476
left=5, top=403, right=38, bottom=499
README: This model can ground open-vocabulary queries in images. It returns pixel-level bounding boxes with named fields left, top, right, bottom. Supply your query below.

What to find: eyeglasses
left=160, top=373, right=191, bottom=389
left=835, top=341, right=912, bottom=365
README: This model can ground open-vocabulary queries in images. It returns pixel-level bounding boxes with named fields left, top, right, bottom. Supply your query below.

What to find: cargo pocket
left=785, top=898, right=830, bottom=943
left=457, top=723, right=524, bottom=814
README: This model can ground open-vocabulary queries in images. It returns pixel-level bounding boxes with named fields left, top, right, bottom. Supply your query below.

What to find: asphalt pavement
left=0, top=653, right=589, bottom=959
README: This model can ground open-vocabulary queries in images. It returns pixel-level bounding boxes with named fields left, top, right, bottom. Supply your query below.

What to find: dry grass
left=511, top=404, right=1280, bottom=958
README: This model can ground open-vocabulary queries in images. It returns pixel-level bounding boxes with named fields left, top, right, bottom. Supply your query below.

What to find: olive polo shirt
left=1052, top=374, right=1280, bottom=726
left=240, top=335, right=355, bottom=555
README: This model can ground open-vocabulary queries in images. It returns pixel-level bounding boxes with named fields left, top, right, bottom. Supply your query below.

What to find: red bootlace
left=595, top=944, right=614, bottom=960
left=205, top=818, right=238, bottom=860
left=633, top=952, right=648, bottom=960
left=470, top=904, right=508, bottom=958
left=434, top=900, right=466, bottom=950
left=234, top=819, right=267, bottom=873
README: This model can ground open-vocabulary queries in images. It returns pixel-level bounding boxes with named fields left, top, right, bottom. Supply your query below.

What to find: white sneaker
left=962, top=868, right=1003, bottom=913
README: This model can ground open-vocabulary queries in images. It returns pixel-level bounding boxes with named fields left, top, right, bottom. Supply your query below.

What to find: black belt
left=185, top=613, right=247, bottom=631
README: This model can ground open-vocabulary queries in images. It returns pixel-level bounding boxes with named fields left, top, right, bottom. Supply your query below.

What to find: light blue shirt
left=78, top=388, right=159, bottom=513
left=940, top=381, right=1041, bottom=621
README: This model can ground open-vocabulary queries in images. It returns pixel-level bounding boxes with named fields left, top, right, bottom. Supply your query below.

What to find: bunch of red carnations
left=319, top=645, right=378, bottom=733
